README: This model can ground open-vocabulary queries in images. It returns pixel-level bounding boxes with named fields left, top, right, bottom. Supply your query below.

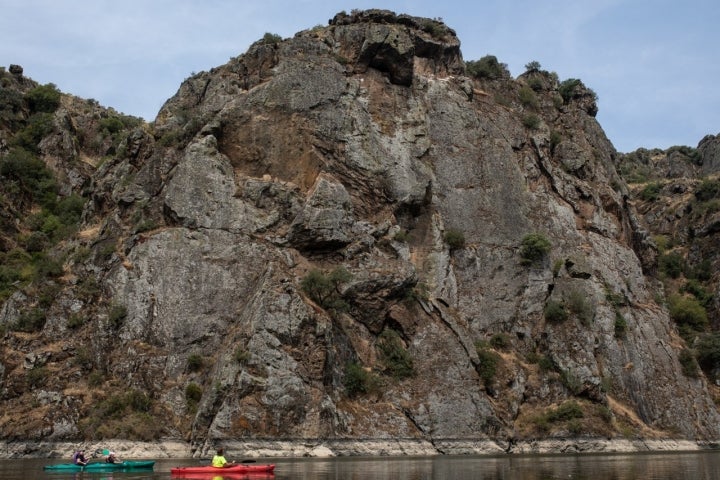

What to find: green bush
left=99, top=116, right=125, bottom=134
left=489, top=333, right=510, bottom=350
left=688, top=259, right=712, bottom=281
left=544, top=300, right=568, bottom=323
left=658, top=251, right=684, bottom=279
left=23, top=231, right=48, bottom=252
left=681, top=279, right=713, bottom=307
left=443, top=229, right=465, bottom=250
left=260, top=32, right=282, bottom=44
left=695, top=333, right=720, bottom=376
left=527, top=77, right=544, bottom=92
left=14, top=307, right=46, bottom=332
left=0, top=147, right=57, bottom=201
left=126, top=389, right=152, bottom=412
left=614, top=312, right=628, bottom=338
left=27, top=366, right=49, bottom=388
left=520, top=233, right=551, bottom=265
left=0, top=87, right=24, bottom=127
left=55, top=194, right=85, bottom=225
left=185, top=382, right=203, bottom=403
left=419, top=18, right=450, bottom=39
left=524, top=61, right=542, bottom=72
left=538, top=355, right=556, bottom=372
left=566, top=290, right=594, bottom=325
left=74, top=347, right=94, bottom=370
left=546, top=400, right=584, bottom=422
left=25, top=83, right=61, bottom=113
left=465, top=55, right=508, bottom=80
left=475, top=343, right=500, bottom=387
left=604, top=286, right=627, bottom=307
left=639, top=182, right=661, bottom=201
left=97, top=390, right=151, bottom=418
left=550, top=131, right=562, bottom=152
left=33, top=252, right=63, bottom=279
left=679, top=348, right=700, bottom=378
left=519, top=87, right=538, bottom=108
left=108, top=304, right=128, bottom=329
left=187, top=354, right=204, bottom=372
left=0, top=248, right=34, bottom=299
left=344, top=362, right=381, bottom=397
left=235, top=346, right=250, bottom=364
left=377, top=329, right=414, bottom=379
left=77, top=276, right=102, bottom=300
left=300, top=267, right=352, bottom=310
left=695, top=179, right=720, bottom=202
left=522, top=114, right=540, bottom=130
left=668, top=294, right=708, bottom=332
left=13, top=113, right=55, bottom=153
left=558, top=78, right=583, bottom=103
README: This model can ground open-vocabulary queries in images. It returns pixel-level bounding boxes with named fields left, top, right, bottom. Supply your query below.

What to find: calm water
left=2, top=452, right=720, bottom=480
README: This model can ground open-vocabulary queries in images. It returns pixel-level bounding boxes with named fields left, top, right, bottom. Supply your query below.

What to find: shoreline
left=1, top=438, right=718, bottom=459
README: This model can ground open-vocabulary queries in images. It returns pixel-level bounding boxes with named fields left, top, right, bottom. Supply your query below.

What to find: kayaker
left=211, top=448, right=236, bottom=468
left=72, top=449, right=88, bottom=466
left=106, top=451, right=122, bottom=463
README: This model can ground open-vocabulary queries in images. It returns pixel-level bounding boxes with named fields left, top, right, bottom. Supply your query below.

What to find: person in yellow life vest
left=211, top=448, right=236, bottom=468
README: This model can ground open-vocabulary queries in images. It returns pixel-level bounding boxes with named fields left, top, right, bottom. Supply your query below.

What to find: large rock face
left=1, top=9, right=719, bottom=454
left=698, top=133, right=720, bottom=175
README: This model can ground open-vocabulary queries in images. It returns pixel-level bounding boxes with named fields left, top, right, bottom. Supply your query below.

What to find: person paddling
left=106, top=451, right=122, bottom=464
left=211, top=448, right=236, bottom=468
left=72, top=449, right=88, bottom=466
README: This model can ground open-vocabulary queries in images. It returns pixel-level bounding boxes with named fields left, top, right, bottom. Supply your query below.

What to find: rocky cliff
left=1, top=9, right=720, bottom=456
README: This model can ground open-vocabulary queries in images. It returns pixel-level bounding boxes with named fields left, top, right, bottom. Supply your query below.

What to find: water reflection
left=2, top=451, right=720, bottom=480
left=169, top=474, right=274, bottom=480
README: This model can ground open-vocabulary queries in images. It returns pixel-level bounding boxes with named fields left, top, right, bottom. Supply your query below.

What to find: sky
left=1, top=0, right=718, bottom=153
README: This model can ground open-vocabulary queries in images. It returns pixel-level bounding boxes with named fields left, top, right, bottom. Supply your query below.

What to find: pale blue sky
left=2, top=0, right=718, bottom=152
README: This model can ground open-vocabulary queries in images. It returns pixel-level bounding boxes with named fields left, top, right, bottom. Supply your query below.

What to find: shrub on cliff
left=25, top=83, right=61, bottom=113
left=378, top=328, right=414, bottom=379
left=544, top=300, right=568, bottom=323
left=524, top=61, right=542, bottom=72
left=546, top=400, right=584, bottom=422
left=301, top=267, right=352, bottom=311
left=695, top=333, right=720, bottom=379
left=0, top=147, right=56, bottom=202
left=187, top=354, right=204, bottom=372
left=443, top=228, right=465, bottom=250
left=260, top=32, right=282, bottom=44
left=475, top=341, right=500, bottom=387
left=522, top=114, right=540, bottom=129
left=519, top=86, right=538, bottom=109
left=520, top=233, right=551, bottom=265
left=679, top=348, right=700, bottom=378
left=465, top=55, right=509, bottom=80
left=566, top=289, right=594, bottom=325
left=658, top=251, right=684, bottom=279
left=695, top=179, right=720, bottom=202
left=344, top=361, right=381, bottom=397
left=558, top=78, right=598, bottom=104
left=185, top=383, right=202, bottom=404
left=639, top=182, right=662, bottom=201
left=668, top=294, right=708, bottom=334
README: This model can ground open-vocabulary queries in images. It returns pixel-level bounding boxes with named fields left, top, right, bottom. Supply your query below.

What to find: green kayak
left=44, top=460, right=155, bottom=471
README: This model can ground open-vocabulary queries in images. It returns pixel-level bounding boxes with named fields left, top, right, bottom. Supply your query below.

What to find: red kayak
left=170, top=464, right=275, bottom=475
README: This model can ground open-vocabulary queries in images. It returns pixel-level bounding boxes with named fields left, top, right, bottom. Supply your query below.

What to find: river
left=2, top=451, right=720, bottom=479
